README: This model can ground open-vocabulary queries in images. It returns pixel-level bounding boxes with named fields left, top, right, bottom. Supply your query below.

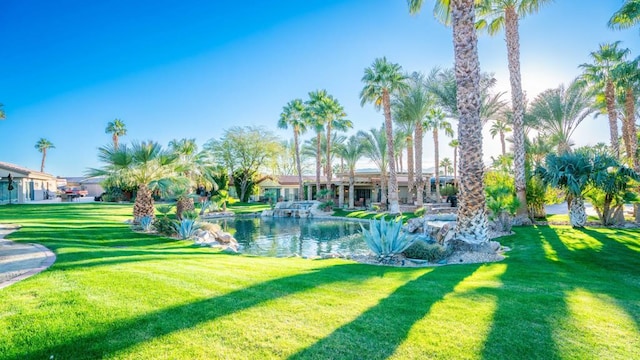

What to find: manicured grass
left=1, top=203, right=639, bottom=359
left=227, top=202, right=270, bottom=214
left=332, top=209, right=420, bottom=222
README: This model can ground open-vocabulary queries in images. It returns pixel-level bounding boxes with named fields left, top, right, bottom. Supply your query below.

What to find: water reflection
left=208, top=217, right=369, bottom=258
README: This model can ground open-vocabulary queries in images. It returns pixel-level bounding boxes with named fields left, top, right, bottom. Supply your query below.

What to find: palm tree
left=335, top=136, right=366, bottom=209
left=393, top=72, right=433, bottom=206
left=579, top=42, right=630, bottom=158
left=536, top=151, right=592, bottom=227
left=526, top=134, right=553, bottom=167
left=476, top=0, right=552, bottom=221
left=425, top=108, right=454, bottom=201
left=0, top=103, right=5, bottom=120
left=34, top=138, right=55, bottom=173
left=278, top=99, right=308, bottom=200
left=449, top=139, right=459, bottom=181
left=105, top=119, right=127, bottom=150
left=360, top=57, right=408, bottom=214
left=168, top=138, right=199, bottom=218
left=358, top=127, right=389, bottom=207
left=441, top=157, right=453, bottom=176
left=489, top=118, right=512, bottom=156
left=608, top=0, right=640, bottom=31
left=89, top=141, right=179, bottom=220
left=612, top=58, right=640, bottom=170
left=528, top=79, right=595, bottom=154
left=409, top=0, right=489, bottom=244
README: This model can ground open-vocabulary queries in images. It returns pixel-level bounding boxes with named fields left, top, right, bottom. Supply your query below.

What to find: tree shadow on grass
left=482, top=225, right=640, bottom=359
left=289, top=265, right=480, bottom=360
left=9, top=263, right=408, bottom=359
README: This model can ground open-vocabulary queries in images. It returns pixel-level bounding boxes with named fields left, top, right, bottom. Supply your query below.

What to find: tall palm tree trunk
left=453, top=146, right=458, bottom=181
left=500, top=131, right=506, bottom=156
left=407, top=135, right=415, bottom=203
left=113, top=134, right=119, bottom=150
left=133, top=184, right=155, bottom=220
left=434, top=129, right=441, bottom=202
left=505, top=5, right=529, bottom=222
left=383, top=90, right=400, bottom=214
left=415, top=124, right=424, bottom=207
left=326, top=123, right=332, bottom=199
left=605, top=79, right=620, bottom=158
left=294, top=128, right=304, bottom=201
left=623, top=87, right=640, bottom=223
left=452, top=0, right=489, bottom=244
left=40, top=150, right=47, bottom=172
left=315, top=132, right=322, bottom=200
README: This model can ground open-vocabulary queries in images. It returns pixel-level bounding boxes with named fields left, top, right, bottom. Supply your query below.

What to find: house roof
left=0, top=161, right=56, bottom=180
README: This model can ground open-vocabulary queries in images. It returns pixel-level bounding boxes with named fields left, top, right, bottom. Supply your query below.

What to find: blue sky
left=0, top=0, right=637, bottom=176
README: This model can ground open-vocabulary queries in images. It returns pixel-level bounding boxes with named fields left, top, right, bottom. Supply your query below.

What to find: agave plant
left=139, top=216, right=154, bottom=232
left=360, top=218, right=414, bottom=262
left=174, top=218, right=200, bottom=240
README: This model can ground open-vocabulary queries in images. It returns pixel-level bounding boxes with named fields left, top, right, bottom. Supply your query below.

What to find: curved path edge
left=0, top=225, right=57, bottom=290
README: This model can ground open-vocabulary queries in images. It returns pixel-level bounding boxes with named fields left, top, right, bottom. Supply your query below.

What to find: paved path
left=0, top=225, right=56, bottom=289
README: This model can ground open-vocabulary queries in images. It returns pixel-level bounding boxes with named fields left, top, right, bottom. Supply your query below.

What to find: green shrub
left=360, top=218, right=414, bottom=262
left=182, top=210, right=199, bottom=220
left=414, top=207, right=426, bottom=217
left=402, top=241, right=451, bottom=262
left=440, top=184, right=458, bottom=197
left=154, top=217, right=176, bottom=236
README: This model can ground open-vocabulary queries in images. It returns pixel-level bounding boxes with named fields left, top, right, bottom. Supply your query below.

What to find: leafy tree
left=34, top=138, right=55, bottom=173
left=206, top=126, right=281, bottom=202
left=105, top=119, right=127, bottom=150
left=360, top=57, right=408, bottom=214
left=278, top=99, right=308, bottom=199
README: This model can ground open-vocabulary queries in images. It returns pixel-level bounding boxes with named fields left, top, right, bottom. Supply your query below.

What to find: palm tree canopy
left=278, top=98, right=308, bottom=133
left=357, top=126, right=388, bottom=172
left=105, top=118, right=127, bottom=137
left=393, top=72, right=434, bottom=128
left=408, top=0, right=484, bottom=25
left=489, top=118, right=512, bottom=138
left=0, top=103, right=5, bottom=120
left=476, top=0, right=554, bottom=35
left=608, top=0, right=640, bottom=30
left=35, top=138, right=55, bottom=152
left=335, top=136, right=366, bottom=173
left=360, top=57, right=409, bottom=109
left=528, top=78, right=595, bottom=153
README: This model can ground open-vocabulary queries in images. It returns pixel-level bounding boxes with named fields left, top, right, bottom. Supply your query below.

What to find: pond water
left=206, top=217, right=370, bottom=258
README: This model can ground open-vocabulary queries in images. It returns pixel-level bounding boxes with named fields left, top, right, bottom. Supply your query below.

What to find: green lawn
left=0, top=203, right=639, bottom=359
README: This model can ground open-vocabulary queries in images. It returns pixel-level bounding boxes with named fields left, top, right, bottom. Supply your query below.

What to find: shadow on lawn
left=289, top=265, right=479, bottom=360
left=12, top=263, right=416, bottom=360
left=481, top=225, right=640, bottom=359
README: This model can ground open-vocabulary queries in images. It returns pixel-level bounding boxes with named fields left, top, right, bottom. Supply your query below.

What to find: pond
left=206, top=217, right=370, bottom=258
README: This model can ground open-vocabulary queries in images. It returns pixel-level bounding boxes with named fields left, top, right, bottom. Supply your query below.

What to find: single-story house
left=0, top=161, right=58, bottom=204
left=62, top=176, right=105, bottom=197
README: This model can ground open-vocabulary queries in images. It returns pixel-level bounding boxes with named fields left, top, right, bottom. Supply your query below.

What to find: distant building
left=0, top=161, right=58, bottom=203
left=62, top=176, right=105, bottom=197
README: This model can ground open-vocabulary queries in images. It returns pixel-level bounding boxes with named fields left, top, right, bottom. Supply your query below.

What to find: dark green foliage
left=402, top=240, right=451, bottom=262
left=153, top=216, right=176, bottom=236
left=414, top=207, right=426, bottom=217
left=440, top=184, right=458, bottom=196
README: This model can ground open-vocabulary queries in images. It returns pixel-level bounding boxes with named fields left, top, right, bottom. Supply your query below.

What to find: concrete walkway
left=0, top=225, right=56, bottom=289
